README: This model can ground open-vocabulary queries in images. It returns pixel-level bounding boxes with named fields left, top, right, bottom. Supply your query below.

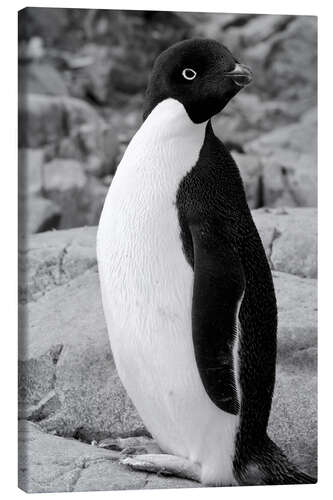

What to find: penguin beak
left=224, top=63, right=253, bottom=87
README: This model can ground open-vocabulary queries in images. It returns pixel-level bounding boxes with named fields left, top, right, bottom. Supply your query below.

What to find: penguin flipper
left=190, top=222, right=246, bottom=416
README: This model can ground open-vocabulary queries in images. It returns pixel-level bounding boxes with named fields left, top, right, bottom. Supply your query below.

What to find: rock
left=18, top=94, right=119, bottom=177
left=18, top=148, right=62, bottom=234
left=231, top=152, right=263, bottom=208
left=42, top=159, right=108, bottom=229
left=192, top=13, right=257, bottom=40
left=19, top=148, right=45, bottom=196
left=245, top=109, right=317, bottom=208
left=252, top=208, right=317, bottom=278
left=22, top=196, right=61, bottom=234
left=273, top=271, right=317, bottom=356
left=260, top=17, right=317, bottom=105
left=80, top=44, right=113, bottom=103
left=262, top=152, right=317, bottom=208
left=245, top=108, right=317, bottom=158
left=18, top=421, right=197, bottom=493
left=18, top=225, right=97, bottom=303
left=213, top=93, right=301, bottom=149
left=19, top=61, right=69, bottom=96
left=223, top=14, right=292, bottom=52
left=43, top=159, right=87, bottom=228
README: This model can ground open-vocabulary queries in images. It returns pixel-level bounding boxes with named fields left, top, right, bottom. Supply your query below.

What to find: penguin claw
left=98, top=436, right=160, bottom=454
left=120, top=453, right=201, bottom=482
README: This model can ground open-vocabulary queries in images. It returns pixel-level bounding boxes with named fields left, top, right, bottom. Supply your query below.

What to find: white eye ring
left=182, top=68, right=197, bottom=80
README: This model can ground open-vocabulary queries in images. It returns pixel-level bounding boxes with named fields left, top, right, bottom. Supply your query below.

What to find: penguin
left=97, top=38, right=315, bottom=486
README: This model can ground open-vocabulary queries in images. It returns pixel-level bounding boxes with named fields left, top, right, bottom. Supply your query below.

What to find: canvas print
left=18, top=8, right=317, bottom=493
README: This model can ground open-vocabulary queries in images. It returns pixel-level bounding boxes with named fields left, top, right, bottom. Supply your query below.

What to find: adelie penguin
left=97, top=38, right=315, bottom=486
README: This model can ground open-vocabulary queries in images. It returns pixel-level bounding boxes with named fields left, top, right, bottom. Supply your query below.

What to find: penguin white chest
left=97, top=99, right=239, bottom=484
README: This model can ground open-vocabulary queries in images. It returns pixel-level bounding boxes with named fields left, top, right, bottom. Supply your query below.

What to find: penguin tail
left=238, top=437, right=317, bottom=486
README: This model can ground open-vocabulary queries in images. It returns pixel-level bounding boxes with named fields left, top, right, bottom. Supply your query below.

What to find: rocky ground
left=18, top=208, right=317, bottom=492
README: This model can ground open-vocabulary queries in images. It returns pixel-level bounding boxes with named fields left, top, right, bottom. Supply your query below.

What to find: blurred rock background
left=19, top=8, right=317, bottom=234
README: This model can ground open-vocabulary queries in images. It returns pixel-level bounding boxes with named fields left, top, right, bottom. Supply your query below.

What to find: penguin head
left=143, top=38, right=252, bottom=123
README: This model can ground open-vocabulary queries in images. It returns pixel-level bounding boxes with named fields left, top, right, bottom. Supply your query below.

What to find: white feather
left=97, top=98, right=239, bottom=485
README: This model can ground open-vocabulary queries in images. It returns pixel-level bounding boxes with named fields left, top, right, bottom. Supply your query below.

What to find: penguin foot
left=120, top=453, right=201, bottom=482
left=98, top=436, right=161, bottom=455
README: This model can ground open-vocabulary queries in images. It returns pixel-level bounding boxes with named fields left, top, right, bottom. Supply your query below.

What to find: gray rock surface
left=245, top=109, right=317, bottom=208
left=19, top=94, right=119, bottom=177
left=19, top=142, right=110, bottom=234
left=19, top=225, right=97, bottom=303
left=252, top=208, right=317, bottom=278
left=18, top=421, right=197, bottom=493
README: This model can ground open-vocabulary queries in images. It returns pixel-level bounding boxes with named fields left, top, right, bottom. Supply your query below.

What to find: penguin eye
left=182, top=68, right=197, bottom=81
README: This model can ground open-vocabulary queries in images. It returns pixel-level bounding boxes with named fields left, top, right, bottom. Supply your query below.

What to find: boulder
left=22, top=196, right=61, bottom=234
left=212, top=93, right=301, bottom=149
left=246, top=109, right=317, bottom=208
left=18, top=94, right=119, bottom=177
left=43, top=159, right=87, bottom=228
left=18, top=421, right=197, bottom=493
left=259, top=17, right=317, bottom=105
left=19, top=61, right=69, bottom=96
left=19, top=148, right=45, bottom=196
left=42, top=159, right=108, bottom=229
left=245, top=108, right=317, bottom=158
left=223, top=14, right=292, bottom=53
left=252, top=208, right=317, bottom=278
left=18, top=148, right=62, bottom=234
left=19, top=225, right=97, bottom=303
left=261, top=152, right=317, bottom=208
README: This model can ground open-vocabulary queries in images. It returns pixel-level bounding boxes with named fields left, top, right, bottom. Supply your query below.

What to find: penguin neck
left=111, top=98, right=208, bottom=216
left=135, top=98, right=207, bottom=146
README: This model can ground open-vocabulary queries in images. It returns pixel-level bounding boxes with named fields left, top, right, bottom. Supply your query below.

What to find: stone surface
left=19, top=61, right=69, bottom=96
left=19, top=225, right=97, bottom=303
left=245, top=108, right=317, bottom=159
left=18, top=421, right=197, bottom=493
left=22, top=196, right=61, bottom=235
left=261, top=152, right=317, bottom=208
left=18, top=94, right=119, bottom=177
left=19, top=148, right=109, bottom=233
left=212, top=93, right=301, bottom=149
left=252, top=208, right=317, bottom=278
left=245, top=109, right=317, bottom=209
left=18, top=148, right=62, bottom=234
